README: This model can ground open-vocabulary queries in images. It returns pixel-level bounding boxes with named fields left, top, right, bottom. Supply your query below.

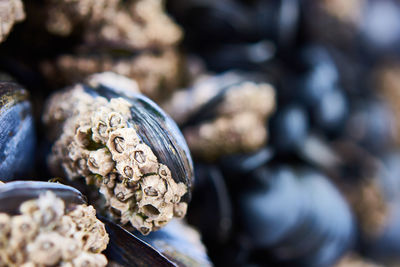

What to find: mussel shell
left=269, top=104, right=309, bottom=153
left=181, top=71, right=266, bottom=127
left=220, top=147, right=274, bottom=176
left=102, top=218, right=176, bottom=267
left=187, top=164, right=233, bottom=244
left=0, top=82, right=35, bottom=180
left=345, top=100, right=396, bottom=153
left=239, top=166, right=355, bottom=266
left=0, top=181, right=86, bottom=215
left=84, top=83, right=194, bottom=200
left=240, top=167, right=306, bottom=248
left=167, top=0, right=299, bottom=47
left=138, top=219, right=212, bottom=267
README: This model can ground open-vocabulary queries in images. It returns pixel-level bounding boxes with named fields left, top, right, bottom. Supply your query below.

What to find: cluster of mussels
left=3, top=0, right=400, bottom=267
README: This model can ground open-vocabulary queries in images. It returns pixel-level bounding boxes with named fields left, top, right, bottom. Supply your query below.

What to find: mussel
left=304, top=0, right=400, bottom=58
left=0, top=82, right=35, bottom=180
left=167, top=0, right=300, bottom=71
left=27, top=0, right=184, bottom=102
left=237, top=166, right=355, bottom=267
left=0, top=181, right=109, bottom=266
left=43, top=72, right=194, bottom=235
left=164, top=71, right=276, bottom=161
left=138, top=219, right=213, bottom=267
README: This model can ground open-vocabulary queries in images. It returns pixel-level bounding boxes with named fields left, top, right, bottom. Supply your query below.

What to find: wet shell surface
left=102, top=217, right=176, bottom=267
left=43, top=72, right=194, bottom=235
left=138, top=219, right=213, bottom=267
left=0, top=82, right=35, bottom=180
left=239, top=166, right=355, bottom=267
left=0, top=181, right=109, bottom=267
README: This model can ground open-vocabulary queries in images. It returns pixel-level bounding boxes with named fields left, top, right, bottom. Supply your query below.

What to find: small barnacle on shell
left=43, top=72, right=194, bottom=235
left=0, top=182, right=109, bottom=267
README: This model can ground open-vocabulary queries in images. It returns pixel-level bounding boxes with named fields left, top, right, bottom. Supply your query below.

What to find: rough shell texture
left=0, top=182, right=109, bottom=267
left=43, top=73, right=193, bottom=235
left=0, top=0, right=25, bottom=43
left=39, top=0, right=182, bottom=49
left=41, top=48, right=182, bottom=102
left=164, top=72, right=276, bottom=161
left=0, top=82, right=35, bottom=181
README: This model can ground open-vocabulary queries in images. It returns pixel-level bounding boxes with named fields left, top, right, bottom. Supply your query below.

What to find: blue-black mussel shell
left=0, top=82, right=35, bottom=180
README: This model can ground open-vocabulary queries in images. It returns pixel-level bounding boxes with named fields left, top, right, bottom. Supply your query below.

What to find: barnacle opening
left=44, top=79, right=189, bottom=234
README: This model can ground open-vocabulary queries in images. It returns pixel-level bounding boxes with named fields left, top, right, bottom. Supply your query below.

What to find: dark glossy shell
left=138, top=219, right=213, bottom=267
left=84, top=83, right=194, bottom=199
left=187, top=164, right=233, bottom=244
left=102, top=218, right=176, bottom=267
left=0, top=181, right=86, bottom=215
left=0, top=82, right=35, bottom=180
left=239, top=166, right=355, bottom=267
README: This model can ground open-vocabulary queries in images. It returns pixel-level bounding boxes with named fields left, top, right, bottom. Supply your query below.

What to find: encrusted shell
left=0, top=181, right=109, bottom=267
left=43, top=72, right=194, bottom=234
left=164, top=71, right=276, bottom=161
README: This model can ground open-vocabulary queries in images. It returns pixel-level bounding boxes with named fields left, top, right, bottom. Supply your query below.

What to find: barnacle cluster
left=0, top=0, right=25, bottom=43
left=38, top=0, right=183, bottom=101
left=319, top=0, right=364, bottom=26
left=41, top=0, right=182, bottom=48
left=0, top=191, right=108, bottom=267
left=41, top=48, right=181, bottom=101
left=43, top=79, right=188, bottom=235
left=183, top=82, right=276, bottom=160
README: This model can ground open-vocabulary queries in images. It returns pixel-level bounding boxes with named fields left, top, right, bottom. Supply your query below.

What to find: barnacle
left=319, top=0, right=364, bottom=26
left=0, top=0, right=25, bottom=43
left=0, top=191, right=108, bottom=267
left=43, top=73, right=192, bottom=235
left=179, top=81, right=276, bottom=160
left=35, top=0, right=183, bottom=102
left=374, top=63, right=400, bottom=145
left=41, top=49, right=182, bottom=102
left=41, top=0, right=182, bottom=49
left=335, top=253, right=381, bottom=267
left=345, top=179, right=388, bottom=237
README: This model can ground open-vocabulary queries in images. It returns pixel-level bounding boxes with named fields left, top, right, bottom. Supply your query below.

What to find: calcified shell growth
left=0, top=0, right=25, bottom=43
left=182, top=81, right=275, bottom=160
left=0, top=191, right=109, bottom=267
left=44, top=76, right=190, bottom=235
left=42, top=48, right=181, bottom=101
left=42, top=0, right=182, bottom=49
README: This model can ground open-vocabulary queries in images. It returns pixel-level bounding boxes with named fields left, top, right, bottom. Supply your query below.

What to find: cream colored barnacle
left=43, top=74, right=191, bottom=235
left=0, top=191, right=108, bottom=267
left=182, top=81, right=276, bottom=161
